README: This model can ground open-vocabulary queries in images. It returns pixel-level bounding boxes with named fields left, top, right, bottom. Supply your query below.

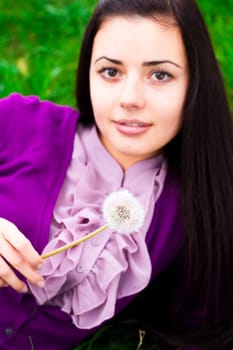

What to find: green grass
left=0, top=1, right=232, bottom=349
left=0, top=0, right=232, bottom=109
left=197, top=0, right=233, bottom=109
left=72, top=320, right=160, bottom=350
left=0, top=0, right=96, bottom=107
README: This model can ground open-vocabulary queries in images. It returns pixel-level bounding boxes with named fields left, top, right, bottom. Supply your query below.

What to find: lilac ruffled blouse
left=29, top=124, right=167, bottom=329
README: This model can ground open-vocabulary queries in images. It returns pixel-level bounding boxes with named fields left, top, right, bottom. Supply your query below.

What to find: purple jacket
left=0, top=94, right=186, bottom=349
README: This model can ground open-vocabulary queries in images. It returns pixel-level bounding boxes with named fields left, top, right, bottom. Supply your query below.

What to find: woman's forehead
left=92, top=16, right=186, bottom=67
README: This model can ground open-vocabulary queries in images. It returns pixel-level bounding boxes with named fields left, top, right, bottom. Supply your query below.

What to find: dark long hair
left=76, top=0, right=233, bottom=348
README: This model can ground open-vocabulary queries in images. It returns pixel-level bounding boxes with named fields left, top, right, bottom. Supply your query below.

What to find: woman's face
left=89, top=16, right=189, bottom=170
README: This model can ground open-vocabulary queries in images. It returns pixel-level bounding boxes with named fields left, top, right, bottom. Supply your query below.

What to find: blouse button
left=5, top=327, right=13, bottom=336
left=77, top=265, right=85, bottom=273
left=92, top=238, right=99, bottom=247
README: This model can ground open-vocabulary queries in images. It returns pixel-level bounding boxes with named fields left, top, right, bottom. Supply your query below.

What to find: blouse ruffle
left=29, top=125, right=167, bottom=329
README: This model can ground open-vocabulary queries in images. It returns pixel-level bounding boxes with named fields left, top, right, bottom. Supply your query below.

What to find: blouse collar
left=78, top=124, right=167, bottom=190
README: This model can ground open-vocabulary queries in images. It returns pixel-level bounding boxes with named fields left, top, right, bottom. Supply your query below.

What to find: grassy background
left=0, top=0, right=232, bottom=110
left=0, top=0, right=96, bottom=106
left=0, top=1, right=232, bottom=349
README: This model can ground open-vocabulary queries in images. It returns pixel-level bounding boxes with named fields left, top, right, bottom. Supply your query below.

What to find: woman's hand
left=0, top=218, right=44, bottom=293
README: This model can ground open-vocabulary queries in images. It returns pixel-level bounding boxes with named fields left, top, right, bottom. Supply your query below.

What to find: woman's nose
left=119, top=76, right=145, bottom=110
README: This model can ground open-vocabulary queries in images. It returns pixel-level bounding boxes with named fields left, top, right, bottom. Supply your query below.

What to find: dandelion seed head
left=102, top=189, right=145, bottom=234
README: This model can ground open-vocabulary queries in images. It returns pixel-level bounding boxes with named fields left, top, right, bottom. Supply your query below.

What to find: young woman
left=0, top=0, right=232, bottom=349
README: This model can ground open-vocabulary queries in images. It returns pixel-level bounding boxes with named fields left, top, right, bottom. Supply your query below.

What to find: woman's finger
left=0, top=256, right=28, bottom=293
left=0, top=218, right=42, bottom=267
left=0, top=277, right=8, bottom=287
left=0, top=218, right=44, bottom=290
left=0, top=238, right=44, bottom=287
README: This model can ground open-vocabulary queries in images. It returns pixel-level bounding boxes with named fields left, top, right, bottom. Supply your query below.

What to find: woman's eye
left=100, top=67, right=119, bottom=79
left=151, top=71, right=170, bottom=81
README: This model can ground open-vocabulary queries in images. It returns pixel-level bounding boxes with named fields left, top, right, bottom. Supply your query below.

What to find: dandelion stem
left=136, top=329, right=146, bottom=350
left=41, top=223, right=109, bottom=259
left=29, top=336, right=34, bottom=350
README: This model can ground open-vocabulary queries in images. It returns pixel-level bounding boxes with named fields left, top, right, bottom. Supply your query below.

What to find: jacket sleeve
left=0, top=93, right=78, bottom=252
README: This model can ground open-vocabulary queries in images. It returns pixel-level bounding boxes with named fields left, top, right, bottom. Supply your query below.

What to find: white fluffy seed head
left=102, top=189, right=145, bottom=234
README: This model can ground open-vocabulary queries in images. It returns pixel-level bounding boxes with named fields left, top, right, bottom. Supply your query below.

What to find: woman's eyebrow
left=142, top=60, right=181, bottom=68
left=94, top=56, right=122, bottom=65
left=94, top=56, right=182, bottom=68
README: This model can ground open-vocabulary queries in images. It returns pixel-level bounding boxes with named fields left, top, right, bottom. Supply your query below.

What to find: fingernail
left=37, top=280, right=45, bottom=288
left=36, top=263, right=43, bottom=271
left=22, top=285, right=28, bottom=293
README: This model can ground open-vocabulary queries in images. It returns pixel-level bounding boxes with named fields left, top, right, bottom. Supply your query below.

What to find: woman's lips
left=114, top=119, right=152, bottom=135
